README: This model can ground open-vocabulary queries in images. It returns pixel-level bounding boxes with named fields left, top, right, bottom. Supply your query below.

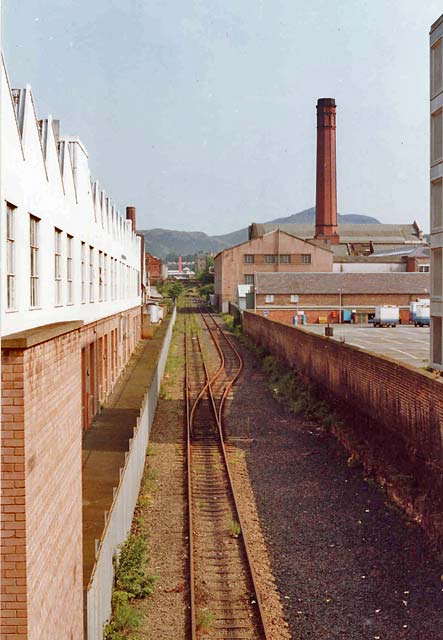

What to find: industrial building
left=145, top=251, right=167, bottom=285
left=253, top=271, right=430, bottom=325
left=0, top=57, right=143, bottom=638
left=214, top=229, right=333, bottom=312
left=215, top=98, right=428, bottom=314
left=430, top=15, right=443, bottom=369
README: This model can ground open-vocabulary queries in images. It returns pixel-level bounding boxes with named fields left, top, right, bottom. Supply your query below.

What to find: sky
left=2, top=1, right=442, bottom=234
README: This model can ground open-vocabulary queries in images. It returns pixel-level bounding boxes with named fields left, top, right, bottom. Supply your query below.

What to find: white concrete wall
left=0, top=56, right=141, bottom=337
left=430, top=17, right=443, bottom=368
left=332, top=262, right=405, bottom=273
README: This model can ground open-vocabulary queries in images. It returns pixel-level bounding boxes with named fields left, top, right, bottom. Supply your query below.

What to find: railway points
left=185, top=301, right=268, bottom=639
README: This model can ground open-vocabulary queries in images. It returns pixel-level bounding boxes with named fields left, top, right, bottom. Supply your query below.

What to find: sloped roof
left=250, top=222, right=424, bottom=245
left=255, top=272, right=431, bottom=295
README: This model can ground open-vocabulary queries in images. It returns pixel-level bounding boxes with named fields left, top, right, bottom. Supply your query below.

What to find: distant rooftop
left=255, top=271, right=431, bottom=295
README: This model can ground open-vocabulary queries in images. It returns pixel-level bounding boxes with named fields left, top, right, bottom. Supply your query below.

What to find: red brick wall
left=1, top=349, right=27, bottom=638
left=243, top=311, right=443, bottom=474
left=24, top=331, right=83, bottom=640
left=1, top=305, right=142, bottom=639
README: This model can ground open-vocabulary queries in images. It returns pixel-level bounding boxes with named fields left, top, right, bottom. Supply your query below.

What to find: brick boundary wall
left=243, top=311, right=443, bottom=543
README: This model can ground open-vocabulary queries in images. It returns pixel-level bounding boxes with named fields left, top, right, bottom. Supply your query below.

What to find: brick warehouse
left=253, top=271, right=431, bottom=324
left=0, top=58, right=143, bottom=638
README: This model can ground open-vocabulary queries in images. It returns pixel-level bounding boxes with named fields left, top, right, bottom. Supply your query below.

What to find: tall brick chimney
left=315, top=98, right=339, bottom=243
left=126, top=206, right=136, bottom=232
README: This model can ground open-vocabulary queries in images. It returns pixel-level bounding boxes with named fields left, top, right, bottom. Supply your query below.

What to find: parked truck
left=409, top=299, right=430, bottom=326
left=413, top=305, right=430, bottom=327
left=373, top=305, right=399, bottom=328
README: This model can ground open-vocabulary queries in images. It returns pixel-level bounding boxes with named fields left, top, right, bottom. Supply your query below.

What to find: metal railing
left=85, top=305, right=176, bottom=639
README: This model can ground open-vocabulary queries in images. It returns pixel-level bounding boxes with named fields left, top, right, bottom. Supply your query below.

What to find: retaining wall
left=86, top=305, right=176, bottom=640
left=243, top=311, right=443, bottom=484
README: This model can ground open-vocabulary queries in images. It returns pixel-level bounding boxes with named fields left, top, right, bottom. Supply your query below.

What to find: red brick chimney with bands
left=126, top=206, right=136, bottom=232
left=315, top=98, right=339, bottom=244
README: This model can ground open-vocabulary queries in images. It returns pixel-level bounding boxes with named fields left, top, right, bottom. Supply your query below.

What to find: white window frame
left=89, top=246, right=94, bottom=302
left=265, top=294, right=274, bottom=303
left=30, top=215, right=40, bottom=308
left=290, top=294, right=299, bottom=303
left=279, top=254, right=291, bottom=264
left=6, top=203, right=16, bottom=310
left=98, top=250, right=103, bottom=302
left=244, top=274, right=254, bottom=285
left=81, top=242, right=86, bottom=304
left=244, top=254, right=254, bottom=264
left=301, top=254, right=312, bottom=265
left=419, top=264, right=430, bottom=273
left=54, top=228, right=62, bottom=306
left=67, top=235, right=74, bottom=305
left=264, top=254, right=278, bottom=264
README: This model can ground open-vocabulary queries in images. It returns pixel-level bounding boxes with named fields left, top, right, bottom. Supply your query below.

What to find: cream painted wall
left=1, top=57, right=141, bottom=337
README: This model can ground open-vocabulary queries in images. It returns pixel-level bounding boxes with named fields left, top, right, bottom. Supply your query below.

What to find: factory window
left=30, top=215, right=40, bottom=308
left=431, top=110, right=443, bottom=163
left=6, top=203, right=16, bottom=310
left=98, top=250, right=103, bottom=301
left=279, top=254, right=291, bottom=264
left=419, top=265, right=430, bottom=273
left=265, top=294, right=274, bottom=303
left=244, top=254, right=255, bottom=264
left=290, top=294, right=299, bottom=303
left=54, top=228, right=62, bottom=306
left=433, top=248, right=443, bottom=297
left=432, top=39, right=443, bottom=97
left=431, top=179, right=443, bottom=230
left=244, top=274, right=254, bottom=285
left=89, top=246, right=94, bottom=302
left=81, top=242, right=86, bottom=303
left=264, top=254, right=278, bottom=263
left=67, top=235, right=73, bottom=305
left=104, top=253, right=108, bottom=300
left=301, top=254, right=312, bottom=264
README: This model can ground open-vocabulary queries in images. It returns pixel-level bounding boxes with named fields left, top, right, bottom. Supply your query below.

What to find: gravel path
left=224, top=340, right=443, bottom=640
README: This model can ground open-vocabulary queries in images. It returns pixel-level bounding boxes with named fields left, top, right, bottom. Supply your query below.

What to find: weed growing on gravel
left=220, top=313, right=242, bottom=336
left=261, top=355, right=341, bottom=428
left=196, top=607, right=215, bottom=631
left=104, top=535, right=157, bottom=639
left=227, top=518, right=241, bottom=538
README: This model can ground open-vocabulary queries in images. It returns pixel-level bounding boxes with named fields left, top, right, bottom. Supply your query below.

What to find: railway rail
left=185, top=300, right=268, bottom=640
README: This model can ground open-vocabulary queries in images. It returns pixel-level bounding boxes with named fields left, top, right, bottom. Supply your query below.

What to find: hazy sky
left=2, top=1, right=442, bottom=234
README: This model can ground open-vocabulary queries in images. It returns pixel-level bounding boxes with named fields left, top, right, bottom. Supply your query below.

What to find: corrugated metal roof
left=255, top=272, right=431, bottom=295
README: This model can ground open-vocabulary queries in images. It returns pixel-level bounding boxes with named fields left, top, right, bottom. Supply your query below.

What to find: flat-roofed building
left=430, top=15, right=443, bottom=368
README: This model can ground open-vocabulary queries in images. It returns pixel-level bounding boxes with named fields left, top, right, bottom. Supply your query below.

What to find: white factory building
left=0, top=54, right=144, bottom=638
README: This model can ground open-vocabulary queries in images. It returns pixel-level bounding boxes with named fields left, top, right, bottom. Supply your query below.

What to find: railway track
left=185, top=301, right=268, bottom=640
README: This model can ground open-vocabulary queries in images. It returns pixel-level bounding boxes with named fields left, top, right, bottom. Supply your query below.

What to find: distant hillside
left=140, top=207, right=380, bottom=259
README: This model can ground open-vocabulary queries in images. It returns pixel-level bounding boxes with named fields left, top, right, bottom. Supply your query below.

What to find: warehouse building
left=0, top=57, right=143, bottom=638
left=253, top=272, right=430, bottom=325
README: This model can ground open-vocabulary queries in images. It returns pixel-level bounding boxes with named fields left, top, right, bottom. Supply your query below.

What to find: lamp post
left=338, top=288, right=342, bottom=324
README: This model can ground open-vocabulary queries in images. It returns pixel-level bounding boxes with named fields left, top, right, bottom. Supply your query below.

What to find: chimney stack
left=126, top=206, right=136, bottom=232
left=315, top=98, right=339, bottom=243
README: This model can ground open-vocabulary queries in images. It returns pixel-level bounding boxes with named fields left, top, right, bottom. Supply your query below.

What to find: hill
left=139, top=207, right=380, bottom=259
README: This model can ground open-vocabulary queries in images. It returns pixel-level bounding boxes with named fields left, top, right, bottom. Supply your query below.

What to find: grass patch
left=227, top=518, right=241, bottom=538
left=196, top=608, right=215, bottom=631
left=260, top=354, right=341, bottom=428
left=104, top=535, right=157, bottom=639
left=220, top=313, right=242, bottom=336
